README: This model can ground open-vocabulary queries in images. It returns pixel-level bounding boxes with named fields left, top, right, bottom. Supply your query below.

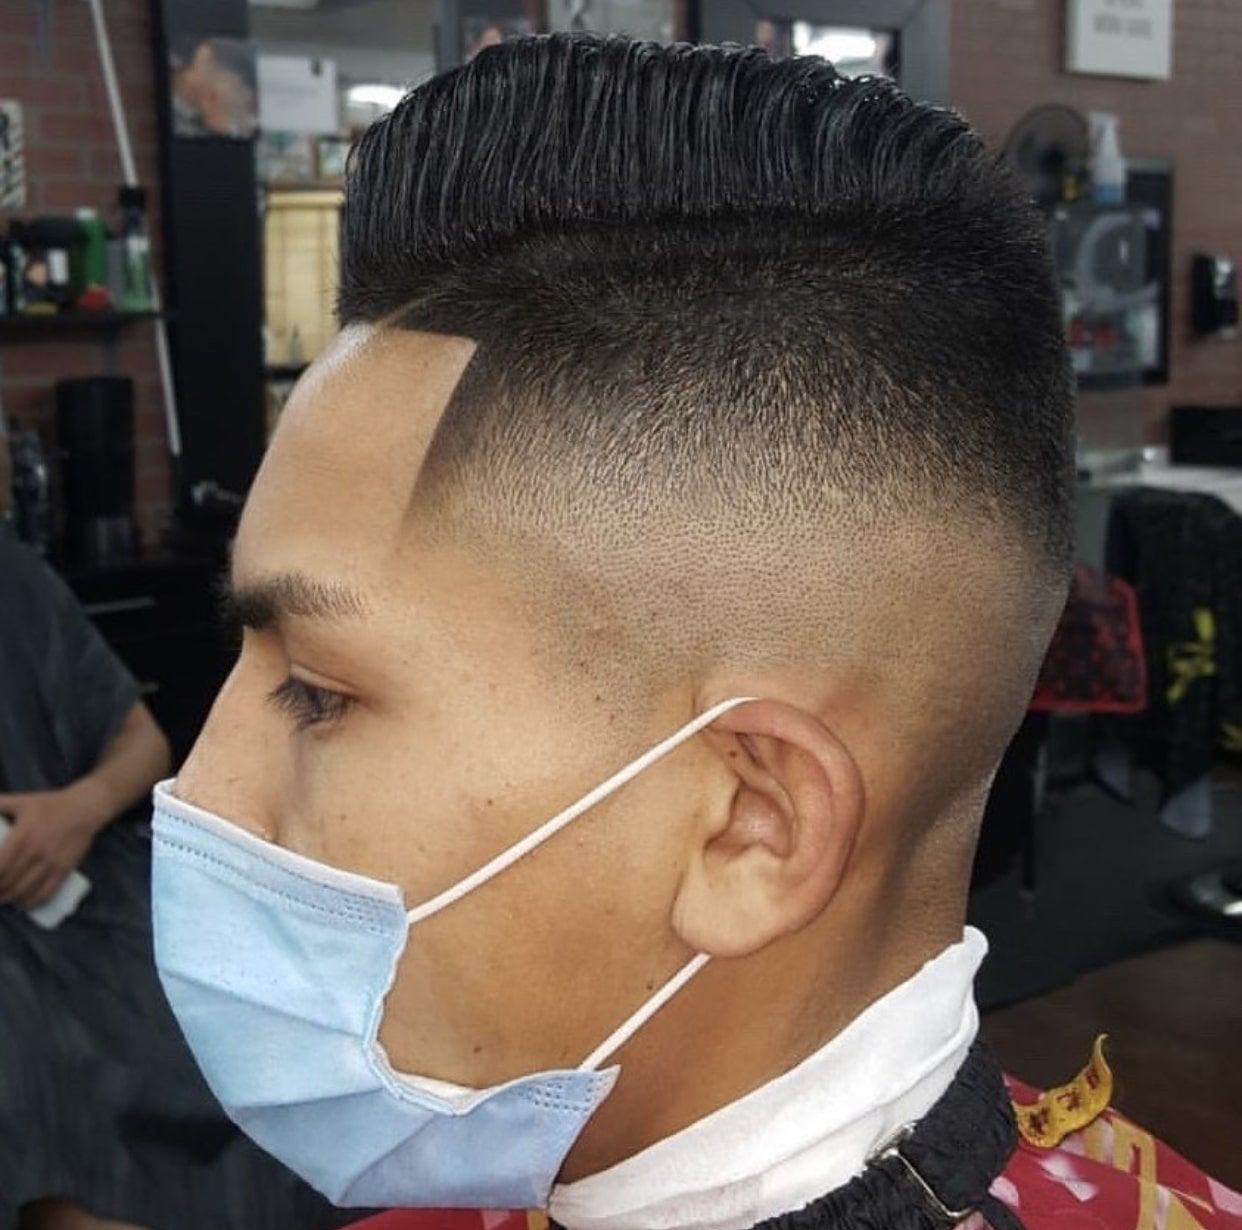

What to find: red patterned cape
left=982, top=1076, right=1242, bottom=1230
left=344, top=1078, right=1242, bottom=1230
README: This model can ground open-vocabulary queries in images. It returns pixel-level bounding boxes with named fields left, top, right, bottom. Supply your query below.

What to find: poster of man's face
left=171, top=37, right=259, bottom=139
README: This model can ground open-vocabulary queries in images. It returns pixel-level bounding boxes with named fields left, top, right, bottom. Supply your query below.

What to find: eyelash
left=267, top=676, right=354, bottom=731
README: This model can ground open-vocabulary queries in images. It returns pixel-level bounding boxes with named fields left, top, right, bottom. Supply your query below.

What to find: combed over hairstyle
left=340, top=32, right=1074, bottom=574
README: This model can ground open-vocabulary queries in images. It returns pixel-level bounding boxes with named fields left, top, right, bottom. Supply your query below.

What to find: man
left=148, top=33, right=1241, bottom=1230
left=0, top=537, right=349, bottom=1230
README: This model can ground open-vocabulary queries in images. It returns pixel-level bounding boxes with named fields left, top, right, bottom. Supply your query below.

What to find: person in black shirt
left=0, top=538, right=349, bottom=1230
left=0, top=540, right=168, bottom=912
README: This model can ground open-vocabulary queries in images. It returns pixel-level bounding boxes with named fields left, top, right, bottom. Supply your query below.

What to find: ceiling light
left=347, top=84, right=405, bottom=111
left=796, top=27, right=879, bottom=64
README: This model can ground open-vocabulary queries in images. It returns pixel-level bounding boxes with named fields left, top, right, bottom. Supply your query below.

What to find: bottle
left=117, top=185, right=154, bottom=312
left=1089, top=112, right=1126, bottom=205
left=74, top=207, right=110, bottom=304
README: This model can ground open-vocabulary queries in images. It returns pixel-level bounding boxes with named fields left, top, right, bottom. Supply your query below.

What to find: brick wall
left=950, top=0, right=1242, bottom=442
left=0, top=0, right=169, bottom=547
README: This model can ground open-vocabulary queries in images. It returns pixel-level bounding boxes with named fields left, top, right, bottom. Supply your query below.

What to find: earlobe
left=672, top=699, right=864, bottom=959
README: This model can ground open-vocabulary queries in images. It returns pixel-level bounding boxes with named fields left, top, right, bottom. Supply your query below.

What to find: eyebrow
left=215, top=568, right=371, bottom=633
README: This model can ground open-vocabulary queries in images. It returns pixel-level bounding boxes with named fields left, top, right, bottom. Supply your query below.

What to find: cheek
left=276, top=713, right=433, bottom=883
left=178, top=645, right=462, bottom=881
left=276, top=700, right=501, bottom=901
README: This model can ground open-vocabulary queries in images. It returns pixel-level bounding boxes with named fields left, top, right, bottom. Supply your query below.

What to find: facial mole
left=473, top=1044, right=483, bottom=1055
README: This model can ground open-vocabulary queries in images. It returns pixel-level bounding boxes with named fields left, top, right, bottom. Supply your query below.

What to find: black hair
left=339, top=33, right=1074, bottom=568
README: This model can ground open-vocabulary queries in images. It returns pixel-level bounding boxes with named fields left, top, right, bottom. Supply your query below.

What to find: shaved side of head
left=340, top=35, right=1074, bottom=836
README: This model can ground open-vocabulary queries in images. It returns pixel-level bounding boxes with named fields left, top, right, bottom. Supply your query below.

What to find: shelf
left=0, top=310, right=159, bottom=341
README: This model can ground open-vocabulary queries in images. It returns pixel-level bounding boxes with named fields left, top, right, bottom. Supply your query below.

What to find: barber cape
left=342, top=1043, right=1242, bottom=1230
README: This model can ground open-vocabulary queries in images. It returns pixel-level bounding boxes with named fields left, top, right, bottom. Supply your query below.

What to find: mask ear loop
left=405, top=695, right=756, bottom=928
left=577, top=951, right=712, bottom=1072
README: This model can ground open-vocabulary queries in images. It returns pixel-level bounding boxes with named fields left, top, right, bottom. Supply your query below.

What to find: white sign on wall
left=1066, top=0, right=1173, bottom=80
left=258, top=55, right=339, bottom=135
left=0, top=100, right=25, bottom=209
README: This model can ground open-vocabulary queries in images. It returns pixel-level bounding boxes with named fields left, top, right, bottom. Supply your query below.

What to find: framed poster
left=1047, top=159, right=1172, bottom=391
left=1127, top=157, right=1173, bottom=386
left=170, top=36, right=259, bottom=138
left=258, top=55, right=339, bottom=135
left=1066, top=0, right=1172, bottom=80
left=0, top=99, right=26, bottom=209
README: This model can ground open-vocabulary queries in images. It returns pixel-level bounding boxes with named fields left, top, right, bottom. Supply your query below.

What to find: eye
left=267, top=676, right=354, bottom=731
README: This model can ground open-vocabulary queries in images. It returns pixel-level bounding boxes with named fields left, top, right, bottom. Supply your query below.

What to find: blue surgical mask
left=150, top=696, right=753, bottom=1209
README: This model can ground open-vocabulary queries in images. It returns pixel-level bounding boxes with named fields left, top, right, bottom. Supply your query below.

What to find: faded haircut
left=339, top=33, right=1074, bottom=578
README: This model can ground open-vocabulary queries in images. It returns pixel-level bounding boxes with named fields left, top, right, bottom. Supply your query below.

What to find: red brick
left=115, top=341, right=160, bottom=374
left=0, top=5, right=44, bottom=37
left=1, top=73, right=87, bottom=108
left=38, top=43, right=102, bottom=75
left=25, top=146, right=88, bottom=179
left=36, top=179, right=111, bottom=210
left=136, top=474, right=169, bottom=504
left=0, top=342, right=108, bottom=380
left=88, top=150, right=126, bottom=183
left=0, top=386, right=47, bottom=426
left=38, top=109, right=113, bottom=145
left=0, top=27, right=35, bottom=53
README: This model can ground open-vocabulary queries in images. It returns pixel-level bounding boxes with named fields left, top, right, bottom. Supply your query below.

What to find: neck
left=560, top=886, right=965, bottom=1183
left=551, top=925, right=988, bottom=1230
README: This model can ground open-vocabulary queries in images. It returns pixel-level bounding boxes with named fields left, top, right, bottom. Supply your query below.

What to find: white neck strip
left=549, top=927, right=988, bottom=1230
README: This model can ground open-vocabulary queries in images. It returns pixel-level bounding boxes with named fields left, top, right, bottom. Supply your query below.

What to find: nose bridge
left=174, top=657, right=281, bottom=841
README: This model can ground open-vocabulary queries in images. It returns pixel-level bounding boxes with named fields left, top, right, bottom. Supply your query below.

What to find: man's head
left=176, top=35, right=1072, bottom=1174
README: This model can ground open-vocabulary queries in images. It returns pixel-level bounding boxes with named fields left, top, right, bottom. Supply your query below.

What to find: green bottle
left=75, top=207, right=108, bottom=292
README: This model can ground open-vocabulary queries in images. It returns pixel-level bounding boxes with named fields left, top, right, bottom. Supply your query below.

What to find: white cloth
left=1091, top=454, right=1242, bottom=516
left=550, top=927, right=988, bottom=1230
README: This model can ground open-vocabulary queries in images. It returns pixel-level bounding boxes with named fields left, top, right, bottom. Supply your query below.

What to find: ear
left=672, top=698, right=864, bottom=959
